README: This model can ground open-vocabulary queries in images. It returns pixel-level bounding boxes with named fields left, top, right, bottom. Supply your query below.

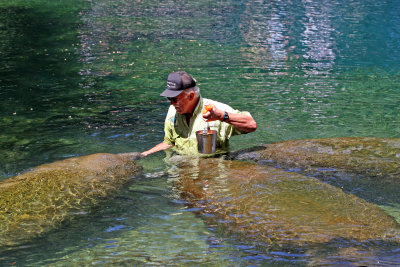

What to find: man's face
left=168, top=91, right=192, bottom=114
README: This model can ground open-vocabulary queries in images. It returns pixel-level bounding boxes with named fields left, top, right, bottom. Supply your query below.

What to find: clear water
left=1, top=0, right=399, bottom=265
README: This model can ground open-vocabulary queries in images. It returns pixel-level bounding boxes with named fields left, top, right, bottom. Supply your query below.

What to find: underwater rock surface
left=0, top=152, right=142, bottom=247
left=228, top=137, right=400, bottom=178
left=172, top=157, right=400, bottom=263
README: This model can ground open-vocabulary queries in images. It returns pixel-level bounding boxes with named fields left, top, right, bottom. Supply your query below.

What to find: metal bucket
left=196, top=130, right=217, bottom=154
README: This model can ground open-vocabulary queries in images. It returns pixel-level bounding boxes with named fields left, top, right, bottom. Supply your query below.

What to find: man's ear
left=189, top=91, right=195, bottom=100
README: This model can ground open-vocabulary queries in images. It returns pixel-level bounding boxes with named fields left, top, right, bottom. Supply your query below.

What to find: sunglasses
left=167, top=97, right=178, bottom=103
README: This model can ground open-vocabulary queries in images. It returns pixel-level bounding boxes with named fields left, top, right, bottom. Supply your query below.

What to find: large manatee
left=172, top=157, right=400, bottom=264
left=0, top=152, right=142, bottom=248
left=228, top=137, right=400, bottom=178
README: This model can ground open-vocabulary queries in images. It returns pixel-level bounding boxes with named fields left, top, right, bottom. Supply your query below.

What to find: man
left=141, top=71, right=257, bottom=156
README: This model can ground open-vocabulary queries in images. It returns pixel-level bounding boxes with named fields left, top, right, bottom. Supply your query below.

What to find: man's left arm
left=203, top=105, right=257, bottom=133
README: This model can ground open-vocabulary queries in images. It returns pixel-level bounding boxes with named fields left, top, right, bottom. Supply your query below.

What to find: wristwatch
left=222, top=111, right=229, bottom=122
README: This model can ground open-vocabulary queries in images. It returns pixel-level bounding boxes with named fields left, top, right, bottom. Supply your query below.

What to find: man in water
left=141, top=71, right=257, bottom=156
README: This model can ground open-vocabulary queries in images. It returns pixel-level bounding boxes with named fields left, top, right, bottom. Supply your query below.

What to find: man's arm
left=141, top=142, right=173, bottom=157
left=203, top=105, right=257, bottom=133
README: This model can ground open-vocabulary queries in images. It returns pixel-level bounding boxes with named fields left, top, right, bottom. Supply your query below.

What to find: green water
left=1, top=0, right=399, bottom=265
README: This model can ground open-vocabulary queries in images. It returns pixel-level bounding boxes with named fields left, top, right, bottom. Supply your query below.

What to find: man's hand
left=140, top=151, right=150, bottom=157
left=202, top=104, right=224, bottom=122
left=141, top=142, right=173, bottom=157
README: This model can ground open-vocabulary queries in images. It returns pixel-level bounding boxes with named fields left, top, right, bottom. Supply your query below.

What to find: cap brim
left=160, top=89, right=183, bottom=97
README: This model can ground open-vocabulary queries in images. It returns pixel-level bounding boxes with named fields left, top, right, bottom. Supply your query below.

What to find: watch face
left=223, top=111, right=229, bottom=121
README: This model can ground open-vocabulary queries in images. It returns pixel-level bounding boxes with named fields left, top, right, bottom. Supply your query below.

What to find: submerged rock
left=172, top=157, right=400, bottom=262
left=228, top=137, right=400, bottom=178
left=0, top=152, right=142, bottom=248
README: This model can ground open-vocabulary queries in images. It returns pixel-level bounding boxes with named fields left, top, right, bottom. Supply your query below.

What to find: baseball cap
left=160, top=71, right=197, bottom=97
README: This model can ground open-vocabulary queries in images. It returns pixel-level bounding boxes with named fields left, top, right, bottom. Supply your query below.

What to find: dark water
left=1, top=0, right=399, bottom=265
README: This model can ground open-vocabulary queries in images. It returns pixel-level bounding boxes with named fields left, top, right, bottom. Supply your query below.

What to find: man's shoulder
left=166, top=104, right=176, bottom=116
left=164, top=105, right=178, bottom=126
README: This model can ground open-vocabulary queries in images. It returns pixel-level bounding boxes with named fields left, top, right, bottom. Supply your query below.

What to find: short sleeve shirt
left=163, top=96, right=252, bottom=155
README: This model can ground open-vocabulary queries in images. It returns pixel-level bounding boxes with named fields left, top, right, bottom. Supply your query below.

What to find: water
left=1, top=0, right=399, bottom=265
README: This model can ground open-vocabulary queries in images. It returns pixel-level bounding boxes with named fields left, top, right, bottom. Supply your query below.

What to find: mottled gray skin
left=0, top=152, right=142, bottom=248
left=228, top=137, right=400, bottom=179
left=174, top=157, right=400, bottom=265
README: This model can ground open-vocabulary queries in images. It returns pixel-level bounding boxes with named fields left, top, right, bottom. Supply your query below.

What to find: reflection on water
left=1, top=0, right=400, bottom=265
left=300, top=0, right=336, bottom=74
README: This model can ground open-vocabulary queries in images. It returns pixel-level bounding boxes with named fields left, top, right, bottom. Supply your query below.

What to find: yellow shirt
left=163, top=96, right=251, bottom=155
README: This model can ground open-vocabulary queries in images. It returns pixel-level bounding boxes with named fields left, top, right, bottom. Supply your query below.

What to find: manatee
left=172, top=157, right=400, bottom=262
left=0, top=152, right=142, bottom=248
left=228, top=137, right=400, bottom=179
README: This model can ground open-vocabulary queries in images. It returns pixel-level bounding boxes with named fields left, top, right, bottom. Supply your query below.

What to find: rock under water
left=0, top=152, right=142, bottom=248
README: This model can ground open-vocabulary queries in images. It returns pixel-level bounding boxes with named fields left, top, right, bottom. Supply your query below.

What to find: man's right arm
left=140, top=142, right=173, bottom=157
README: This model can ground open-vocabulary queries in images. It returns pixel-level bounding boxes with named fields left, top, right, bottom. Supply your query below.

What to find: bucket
left=196, top=130, right=217, bottom=154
